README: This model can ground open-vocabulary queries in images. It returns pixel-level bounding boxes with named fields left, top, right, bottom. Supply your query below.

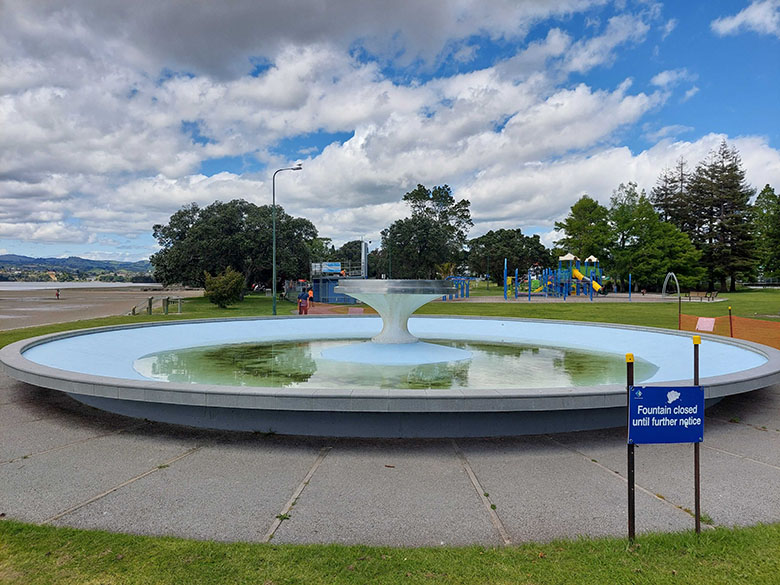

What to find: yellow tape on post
left=693, top=335, right=701, bottom=345
left=626, top=353, right=634, bottom=363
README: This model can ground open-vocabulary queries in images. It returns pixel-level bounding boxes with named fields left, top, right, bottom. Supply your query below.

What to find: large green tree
left=687, top=141, right=756, bottom=291
left=151, top=199, right=317, bottom=288
left=468, top=229, right=553, bottom=285
left=554, top=195, right=612, bottom=262
left=379, top=184, right=472, bottom=279
left=753, top=184, right=780, bottom=278
left=607, top=187, right=704, bottom=290
left=650, top=157, right=696, bottom=234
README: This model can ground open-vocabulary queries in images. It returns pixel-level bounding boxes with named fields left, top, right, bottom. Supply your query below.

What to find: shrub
left=204, top=267, right=244, bottom=308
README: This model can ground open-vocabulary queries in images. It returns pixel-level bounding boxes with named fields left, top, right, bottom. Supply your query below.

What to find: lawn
left=1, top=288, right=779, bottom=584
left=1, top=519, right=779, bottom=585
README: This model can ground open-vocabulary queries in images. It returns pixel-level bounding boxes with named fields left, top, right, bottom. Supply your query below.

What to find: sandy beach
left=0, top=286, right=203, bottom=331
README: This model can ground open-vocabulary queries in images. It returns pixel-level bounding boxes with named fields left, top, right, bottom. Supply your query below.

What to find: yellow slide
left=572, top=268, right=603, bottom=292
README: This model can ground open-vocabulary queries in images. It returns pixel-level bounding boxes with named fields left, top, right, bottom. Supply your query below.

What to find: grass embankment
left=1, top=520, right=778, bottom=585
left=1, top=288, right=779, bottom=584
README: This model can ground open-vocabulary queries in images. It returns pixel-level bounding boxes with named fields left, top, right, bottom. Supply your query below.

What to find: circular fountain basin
left=2, top=316, right=779, bottom=438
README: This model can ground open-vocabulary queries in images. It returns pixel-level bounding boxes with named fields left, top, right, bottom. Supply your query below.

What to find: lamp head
left=292, top=162, right=303, bottom=171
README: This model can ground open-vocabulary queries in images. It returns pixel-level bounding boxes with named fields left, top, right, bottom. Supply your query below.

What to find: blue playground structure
left=441, top=276, right=477, bottom=300
left=528, top=253, right=608, bottom=300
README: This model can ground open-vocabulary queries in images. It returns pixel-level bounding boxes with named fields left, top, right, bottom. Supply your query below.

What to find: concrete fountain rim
left=2, top=315, right=780, bottom=415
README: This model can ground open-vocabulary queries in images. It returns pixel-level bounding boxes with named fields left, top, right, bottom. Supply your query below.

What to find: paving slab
left=708, top=386, right=780, bottom=431
left=0, top=427, right=197, bottom=523
left=554, top=426, right=780, bottom=528
left=272, top=440, right=500, bottom=547
left=54, top=437, right=326, bottom=542
left=703, top=418, right=780, bottom=468
left=459, top=435, right=693, bottom=542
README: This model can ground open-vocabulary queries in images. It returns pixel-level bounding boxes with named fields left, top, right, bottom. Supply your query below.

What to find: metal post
left=503, top=258, right=508, bottom=300
left=626, top=353, right=635, bottom=542
left=629, top=273, right=632, bottom=302
left=271, top=164, right=302, bottom=316
left=177, top=298, right=182, bottom=314
left=147, top=297, right=153, bottom=315
left=590, top=269, right=594, bottom=301
left=163, top=297, right=169, bottom=315
left=693, top=335, right=701, bottom=534
left=728, top=306, right=733, bottom=337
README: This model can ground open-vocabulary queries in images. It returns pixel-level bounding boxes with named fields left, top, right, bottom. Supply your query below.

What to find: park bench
left=685, top=291, right=708, bottom=301
left=684, top=291, right=719, bottom=302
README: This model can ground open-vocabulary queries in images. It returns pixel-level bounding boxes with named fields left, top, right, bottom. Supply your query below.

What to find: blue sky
left=1, top=0, right=779, bottom=261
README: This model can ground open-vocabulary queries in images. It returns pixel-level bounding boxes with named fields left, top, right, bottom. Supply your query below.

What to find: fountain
left=320, top=279, right=471, bottom=364
left=2, top=279, right=780, bottom=437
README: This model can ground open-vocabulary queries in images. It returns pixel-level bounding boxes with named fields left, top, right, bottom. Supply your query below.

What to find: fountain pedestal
left=320, top=279, right=472, bottom=365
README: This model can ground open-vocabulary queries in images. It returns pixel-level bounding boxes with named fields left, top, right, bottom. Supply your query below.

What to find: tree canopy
left=468, top=229, right=552, bottom=284
left=379, top=184, right=472, bottom=279
left=150, top=199, right=317, bottom=288
left=553, top=195, right=612, bottom=262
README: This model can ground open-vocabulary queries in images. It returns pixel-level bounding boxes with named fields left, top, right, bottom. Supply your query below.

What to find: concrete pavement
left=2, top=368, right=778, bottom=546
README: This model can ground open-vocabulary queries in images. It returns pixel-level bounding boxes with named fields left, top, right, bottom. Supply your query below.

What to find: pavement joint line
left=263, top=446, right=332, bottom=543
left=451, top=440, right=512, bottom=546
left=708, top=416, right=780, bottom=434
left=0, top=422, right=146, bottom=466
left=40, top=446, right=201, bottom=525
left=702, top=444, right=780, bottom=471
left=543, top=435, right=695, bottom=518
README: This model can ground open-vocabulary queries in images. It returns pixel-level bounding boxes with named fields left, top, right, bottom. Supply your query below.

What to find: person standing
left=297, top=289, right=309, bottom=315
left=308, top=287, right=314, bottom=309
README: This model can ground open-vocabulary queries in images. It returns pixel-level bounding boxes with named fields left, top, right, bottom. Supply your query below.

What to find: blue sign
left=628, top=386, right=704, bottom=444
left=322, top=262, right=341, bottom=273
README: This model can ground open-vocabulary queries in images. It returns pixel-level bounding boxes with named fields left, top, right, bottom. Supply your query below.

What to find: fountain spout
left=336, top=280, right=452, bottom=344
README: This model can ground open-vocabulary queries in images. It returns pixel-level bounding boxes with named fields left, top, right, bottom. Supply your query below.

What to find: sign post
left=626, top=337, right=704, bottom=539
left=626, top=353, right=635, bottom=541
left=693, top=335, right=701, bottom=534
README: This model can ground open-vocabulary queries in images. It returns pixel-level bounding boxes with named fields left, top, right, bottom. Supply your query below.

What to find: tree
left=204, top=267, right=245, bottom=308
left=151, top=199, right=317, bottom=288
left=380, top=184, right=472, bottom=279
left=687, top=141, right=756, bottom=291
left=468, top=229, right=553, bottom=285
left=753, top=184, right=780, bottom=278
left=606, top=185, right=704, bottom=290
left=651, top=158, right=695, bottom=233
left=554, top=195, right=612, bottom=262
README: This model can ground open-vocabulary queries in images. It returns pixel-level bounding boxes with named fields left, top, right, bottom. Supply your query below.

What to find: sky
left=1, top=0, right=779, bottom=262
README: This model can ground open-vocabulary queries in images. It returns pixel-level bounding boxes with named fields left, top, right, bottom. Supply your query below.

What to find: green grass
left=0, top=293, right=284, bottom=349
left=2, top=288, right=780, bottom=583
left=0, top=519, right=778, bottom=584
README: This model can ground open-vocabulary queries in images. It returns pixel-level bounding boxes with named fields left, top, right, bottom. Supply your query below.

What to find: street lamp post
left=272, top=163, right=302, bottom=316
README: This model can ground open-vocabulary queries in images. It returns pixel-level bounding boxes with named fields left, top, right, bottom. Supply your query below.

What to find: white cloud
left=650, top=68, right=694, bottom=88
left=563, top=14, right=650, bottom=73
left=0, top=0, right=778, bottom=259
left=682, top=85, right=700, bottom=102
left=643, top=124, right=694, bottom=142
left=661, top=18, right=677, bottom=40
left=711, top=0, right=780, bottom=38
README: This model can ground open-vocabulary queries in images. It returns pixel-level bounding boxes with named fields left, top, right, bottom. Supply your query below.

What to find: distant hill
left=0, top=254, right=152, bottom=273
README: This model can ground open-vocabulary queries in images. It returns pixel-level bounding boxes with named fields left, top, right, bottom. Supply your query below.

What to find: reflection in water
left=133, top=339, right=658, bottom=390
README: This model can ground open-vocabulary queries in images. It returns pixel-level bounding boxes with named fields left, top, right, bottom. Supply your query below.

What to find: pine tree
left=651, top=158, right=693, bottom=233
left=687, top=141, right=756, bottom=291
